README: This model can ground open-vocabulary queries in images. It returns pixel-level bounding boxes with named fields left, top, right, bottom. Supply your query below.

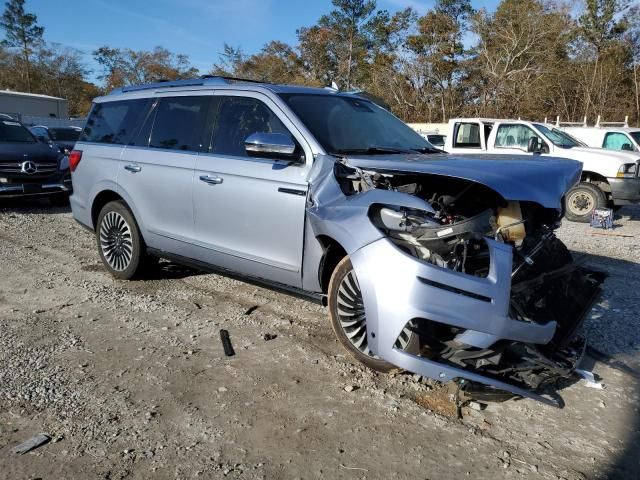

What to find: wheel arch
left=316, top=234, right=348, bottom=294
left=581, top=170, right=611, bottom=193
left=91, top=190, right=124, bottom=229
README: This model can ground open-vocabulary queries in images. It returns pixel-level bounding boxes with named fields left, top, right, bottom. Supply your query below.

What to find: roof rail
left=109, top=76, right=230, bottom=95
left=108, top=75, right=277, bottom=95
left=200, top=74, right=273, bottom=85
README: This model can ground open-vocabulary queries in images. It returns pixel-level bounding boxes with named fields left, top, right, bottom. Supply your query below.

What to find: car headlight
left=617, top=163, right=638, bottom=178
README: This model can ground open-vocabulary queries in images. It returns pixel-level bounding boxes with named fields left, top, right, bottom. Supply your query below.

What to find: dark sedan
left=0, top=115, right=71, bottom=204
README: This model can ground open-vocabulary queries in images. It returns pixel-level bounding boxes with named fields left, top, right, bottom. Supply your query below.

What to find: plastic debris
left=12, top=433, right=51, bottom=455
left=575, top=368, right=605, bottom=389
left=590, top=208, right=613, bottom=229
left=219, top=329, right=235, bottom=357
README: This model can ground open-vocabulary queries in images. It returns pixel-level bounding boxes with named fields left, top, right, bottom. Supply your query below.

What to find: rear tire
left=96, top=200, right=148, bottom=280
left=328, top=256, right=418, bottom=373
left=564, top=183, right=606, bottom=223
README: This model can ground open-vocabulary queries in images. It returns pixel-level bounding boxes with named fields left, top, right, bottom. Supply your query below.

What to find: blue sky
left=26, top=0, right=499, bottom=82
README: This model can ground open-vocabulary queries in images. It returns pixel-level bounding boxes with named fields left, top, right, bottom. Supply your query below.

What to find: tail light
left=69, top=150, right=83, bottom=172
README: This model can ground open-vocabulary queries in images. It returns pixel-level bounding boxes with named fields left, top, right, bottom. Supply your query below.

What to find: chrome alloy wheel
left=336, top=269, right=415, bottom=357
left=567, top=190, right=594, bottom=216
left=99, top=211, right=133, bottom=271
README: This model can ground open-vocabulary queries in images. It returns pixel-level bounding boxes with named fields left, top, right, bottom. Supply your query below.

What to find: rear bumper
left=609, top=177, right=640, bottom=205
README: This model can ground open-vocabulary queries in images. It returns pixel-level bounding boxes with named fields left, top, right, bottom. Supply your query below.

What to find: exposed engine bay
left=333, top=160, right=606, bottom=404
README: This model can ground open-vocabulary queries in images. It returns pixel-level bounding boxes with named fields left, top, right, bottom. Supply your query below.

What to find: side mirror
left=621, top=143, right=634, bottom=151
left=244, top=132, right=298, bottom=160
left=527, top=137, right=544, bottom=153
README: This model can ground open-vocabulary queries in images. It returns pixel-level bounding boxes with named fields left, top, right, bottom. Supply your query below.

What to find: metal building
left=0, top=90, right=69, bottom=120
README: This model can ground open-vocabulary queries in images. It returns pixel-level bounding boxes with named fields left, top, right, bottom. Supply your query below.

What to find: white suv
left=69, top=78, right=604, bottom=407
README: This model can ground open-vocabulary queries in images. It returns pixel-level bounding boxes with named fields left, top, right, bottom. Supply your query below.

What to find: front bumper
left=350, top=237, right=597, bottom=407
left=608, top=177, right=640, bottom=205
left=0, top=174, right=71, bottom=198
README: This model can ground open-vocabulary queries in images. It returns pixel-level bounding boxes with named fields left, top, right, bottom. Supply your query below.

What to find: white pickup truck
left=444, top=118, right=640, bottom=221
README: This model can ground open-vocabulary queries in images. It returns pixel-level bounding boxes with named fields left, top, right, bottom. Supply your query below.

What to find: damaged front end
left=309, top=155, right=605, bottom=407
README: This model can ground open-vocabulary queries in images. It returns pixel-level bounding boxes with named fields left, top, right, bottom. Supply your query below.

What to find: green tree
left=0, top=0, right=44, bottom=92
left=94, top=46, right=199, bottom=91
left=298, top=0, right=391, bottom=89
left=575, top=0, right=633, bottom=119
left=211, top=41, right=307, bottom=85
left=407, top=0, right=474, bottom=121
left=211, top=43, right=245, bottom=77
left=469, top=0, right=571, bottom=118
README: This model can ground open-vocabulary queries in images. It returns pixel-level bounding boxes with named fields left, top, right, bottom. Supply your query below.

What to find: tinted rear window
left=50, top=128, right=81, bottom=141
left=80, top=99, right=151, bottom=145
left=0, top=119, right=36, bottom=143
left=148, top=96, right=210, bottom=151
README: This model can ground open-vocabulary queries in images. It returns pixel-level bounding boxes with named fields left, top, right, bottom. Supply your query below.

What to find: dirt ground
left=1, top=200, right=639, bottom=480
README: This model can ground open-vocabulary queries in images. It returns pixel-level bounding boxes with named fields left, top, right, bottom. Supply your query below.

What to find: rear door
left=73, top=99, right=151, bottom=224
left=117, top=94, right=212, bottom=253
left=192, top=92, right=311, bottom=287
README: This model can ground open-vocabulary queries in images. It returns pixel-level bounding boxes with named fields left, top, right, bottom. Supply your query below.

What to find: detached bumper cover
left=349, top=237, right=596, bottom=407
left=609, top=177, right=640, bottom=205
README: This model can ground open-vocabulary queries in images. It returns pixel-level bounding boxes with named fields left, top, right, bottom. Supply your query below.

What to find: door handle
left=199, top=175, right=223, bottom=185
left=124, top=164, right=141, bottom=173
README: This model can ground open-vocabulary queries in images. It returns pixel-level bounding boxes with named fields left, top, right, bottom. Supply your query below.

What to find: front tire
left=96, top=200, right=147, bottom=280
left=328, top=256, right=418, bottom=373
left=564, top=182, right=606, bottom=223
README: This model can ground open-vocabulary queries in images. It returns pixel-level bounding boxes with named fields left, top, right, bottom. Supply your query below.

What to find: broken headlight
left=370, top=204, right=494, bottom=276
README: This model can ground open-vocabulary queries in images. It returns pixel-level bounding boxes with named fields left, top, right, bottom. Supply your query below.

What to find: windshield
left=630, top=132, right=640, bottom=145
left=0, top=119, right=36, bottom=143
left=279, top=93, right=436, bottom=155
left=534, top=123, right=583, bottom=148
left=49, top=128, right=81, bottom=141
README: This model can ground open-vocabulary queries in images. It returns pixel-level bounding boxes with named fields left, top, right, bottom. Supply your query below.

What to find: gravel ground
left=0, top=199, right=639, bottom=479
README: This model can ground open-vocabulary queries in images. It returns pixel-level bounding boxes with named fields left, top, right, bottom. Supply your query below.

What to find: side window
left=149, top=96, right=210, bottom=151
left=603, top=132, right=635, bottom=151
left=80, top=99, right=151, bottom=145
left=31, top=127, right=49, bottom=140
left=453, top=123, right=481, bottom=148
left=211, top=96, right=293, bottom=157
left=495, top=124, right=541, bottom=150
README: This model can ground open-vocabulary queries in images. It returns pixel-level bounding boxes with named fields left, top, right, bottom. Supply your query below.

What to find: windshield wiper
left=334, top=146, right=413, bottom=155
left=410, top=146, right=442, bottom=154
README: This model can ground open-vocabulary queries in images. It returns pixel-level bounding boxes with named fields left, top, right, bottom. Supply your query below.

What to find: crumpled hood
left=345, top=153, right=582, bottom=209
